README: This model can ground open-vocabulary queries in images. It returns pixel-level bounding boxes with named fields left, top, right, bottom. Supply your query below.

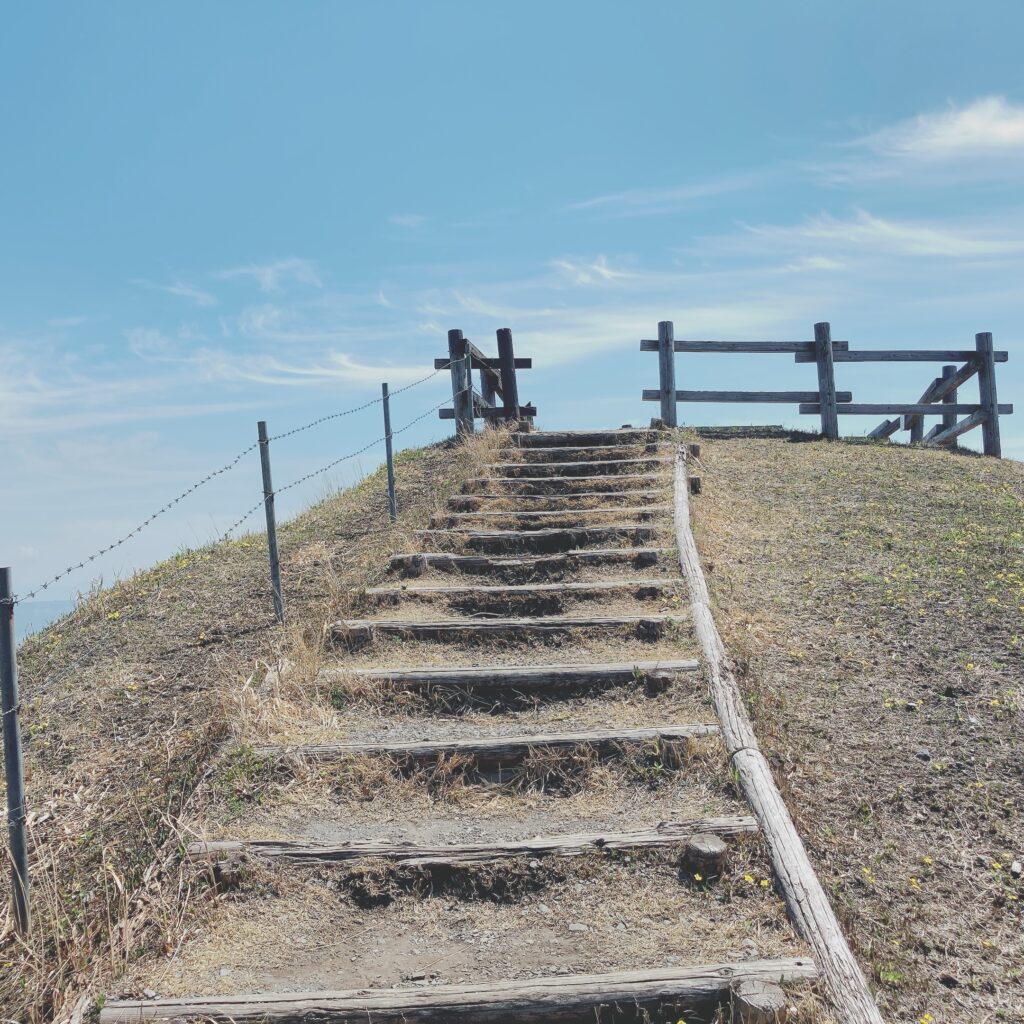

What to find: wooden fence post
left=814, top=322, right=839, bottom=439
left=496, top=328, right=520, bottom=423
left=257, top=422, right=285, bottom=623
left=0, top=568, right=30, bottom=936
left=657, top=321, right=677, bottom=427
left=909, top=417, right=924, bottom=444
left=447, top=329, right=474, bottom=436
left=976, top=333, right=1002, bottom=457
left=941, top=364, right=958, bottom=449
left=381, top=383, right=397, bottom=522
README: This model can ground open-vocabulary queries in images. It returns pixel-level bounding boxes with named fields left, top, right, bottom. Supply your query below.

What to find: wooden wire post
left=657, top=321, right=677, bottom=427
left=940, top=364, right=958, bottom=449
left=496, top=328, right=520, bottom=423
left=257, top=422, right=285, bottom=623
left=447, top=329, right=474, bottom=436
left=0, top=568, right=30, bottom=935
left=976, top=332, right=1002, bottom=457
left=382, top=383, right=397, bottom=522
left=814, top=321, right=839, bottom=439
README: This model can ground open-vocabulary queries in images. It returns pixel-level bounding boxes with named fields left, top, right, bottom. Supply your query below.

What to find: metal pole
left=0, top=567, right=30, bottom=935
left=382, top=383, right=397, bottom=522
left=257, top=422, right=284, bottom=623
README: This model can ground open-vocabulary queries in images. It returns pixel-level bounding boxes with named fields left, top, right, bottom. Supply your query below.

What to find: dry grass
left=694, top=435, right=1024, bottom=1023
left=0, top=428, right=506, bottom=1022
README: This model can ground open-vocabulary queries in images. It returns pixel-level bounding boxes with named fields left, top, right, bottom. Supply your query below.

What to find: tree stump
left=680, top=835, right=728, bottom=878
left=732, top=978, right=789, bottom=1022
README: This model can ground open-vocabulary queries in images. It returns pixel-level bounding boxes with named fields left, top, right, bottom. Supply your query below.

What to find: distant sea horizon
left=14, top=600, right=76, bottom=645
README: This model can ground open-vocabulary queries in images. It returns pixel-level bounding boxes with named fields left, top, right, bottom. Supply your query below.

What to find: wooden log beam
left=256, top=723, right=719, bottom=766
left=328, top=659, right=700, bottom=693
left=642, top=389, right=853, bottom=404
left=188, top=815, right=758, bottom=867
left=414, top=525, right=659, bottom=553
left=640, top=338, right=850, bottom=353
left=674, top=447, right=884, bottom=1023
left=867, top=418, right=901, bottom=439
left=902, top=360, right=979, bottom=431
left=464, top=474, right=668, bottom=495
left=511, top=429, right=659, bottom=448
left=388, top=548, right=666, bottom=574
left=488, top=458, right=671, bottom=477
left=447, top=490, right=667, bottom=511
left=795, top=348, right=1008, bottom=363
left=100, top=959, right=818, bottom=1024
left=497, top=444, right=666, bottom=461
left=434, top=506, right=671, bottom=525
left=439, top=404, right=537, bottom=421
left=329, top=613, right=688, bottom=643
left=922, top=408, right=987, bottom=447
left=798, top=402, right=1012, bottom=415
left=434, top=356, right=532, bottom=370
left=364, top=579, right=678, bottom=601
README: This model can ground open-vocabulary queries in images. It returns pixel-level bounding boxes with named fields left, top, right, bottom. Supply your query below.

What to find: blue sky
left=2, top=1, right=1023, bottom=602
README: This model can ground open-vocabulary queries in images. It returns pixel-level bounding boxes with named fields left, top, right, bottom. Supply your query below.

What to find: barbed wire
left=6, top=361, right=468, bottom=606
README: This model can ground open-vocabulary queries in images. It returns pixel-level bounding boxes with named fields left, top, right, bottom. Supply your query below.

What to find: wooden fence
left=437, top=328, right=536, bottom=433
left=642, top=321, right=1012, bottom=457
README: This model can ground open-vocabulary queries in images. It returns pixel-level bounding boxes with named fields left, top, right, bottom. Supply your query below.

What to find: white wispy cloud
left=217, top=257, right=322, bottom=293
left=389, top=213, right=427, bottom=228
left=855, top=95, right=1024, bottom=160
left=193, top=349, right=434, bottom=388
left=132, top=278, right=218, bottom=307
left=568, top=171, right=766, bottom=217
left=718, top=210, right=1024, bottom=259
left=46, top=314, right=91, bottom=328
left=550, top=256, right=635, bottom=286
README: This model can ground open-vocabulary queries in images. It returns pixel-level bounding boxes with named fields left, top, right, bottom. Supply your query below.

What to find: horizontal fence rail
left=641, top=320, right=1012, bottom=457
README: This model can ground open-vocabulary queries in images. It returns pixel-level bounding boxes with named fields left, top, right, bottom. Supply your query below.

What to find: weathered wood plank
left=414, top=525, right=659, bottom=553
left=657, top=320, right=678, bottom=426
left=364, top=579, right=677, bottom=600
left=434, top=356, right=532, bottom=370
left=795, top=348, right=1008, bottom=363
left=488, top=458, right=671, bottom=478
left=440, top=404, right=537, bottom=421
left=799, top=402, right=1013, bottom=415
left=642, top=389, right=853, bottom=404
left=256, top=723, right=718, bottom=765
left=464, top=474, right=668, bottom=495
left=189, top=815, right=758, bottom=867
left=511, top=429, right=659, bottom=448
left=922, top=408, right=986, bottom=447
left=330, top=613, right=687, bottom=643
left=640, top=338, right=850, bottom=353
left=976, top=332, right=1003, bottom=457
left=447, top=490, right=667, bottom=511
left=330, top=659, right=700, bottom=692
left=434, top=506, right=670, bottom=526
left=388, top=548, right=666, bottom=574
left=867, top=418, right=901, bottom=439
left=674, top=446, right=884, bottom=1023
left=100, top=959, right=818, bottom=1023
left=498, top=444, right=665, bottom=461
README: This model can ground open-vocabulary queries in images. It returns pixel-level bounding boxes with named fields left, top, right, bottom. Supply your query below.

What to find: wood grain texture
left=100, top=958, right=818, bottom=1023
left=363, top=578, right=677, bottom=600
left=795, top=348, right=1008, bottom=363
left=388, top=548, right=665, bottom=574
left=188, top=815, right=759, bottom=867
left=642, top=389, right=853, bottom=404
left=413, top=525, right=659, bottom=553
left=486, top=458, right=671, bottom=478
left=922, top=408, right=986, bottom=447
left=673, top=447, right=884, bottom=1023
left=255, top=723, right=719, bottom=765
left=640, top=338, right=850, bottom=353
left=447, top=490, right=666, bottom=511
left=798, top=402, right=1012, bottom=415
left=510, top=429, right=660, bottom=447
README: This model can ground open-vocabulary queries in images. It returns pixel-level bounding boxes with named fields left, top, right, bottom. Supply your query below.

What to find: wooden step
left=100, top=958, right=818, bottom=1023
left=512, top=428, right=662, bottom=447
left=328, top=659, right=700, bottom=693
left=464, top=474, right=662, bottom=494
left=447, top=489, right=666, bottom=511
left=256, top=723, right=719, bottom=767
left=433, top=505, right=670, bottom=527
left=389, top=548, right=666, bottom=576
left=414, top=525, right=659, bottom=553
left=363, top=579, right=678, bottom=602
left=487, top=458, right=671, bottom=478
left=330, top=613, right=688, bottom=643
left=189, top=815, right=758, bottom=867
left=498, top=443, right=665, bottom=462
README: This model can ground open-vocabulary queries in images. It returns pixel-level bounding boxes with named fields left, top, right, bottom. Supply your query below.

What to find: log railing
left=642, top=321, right=1011, bottom=457
left=437, top=328, right=536, bottom=433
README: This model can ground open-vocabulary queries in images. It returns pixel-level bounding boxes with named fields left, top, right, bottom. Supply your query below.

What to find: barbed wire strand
left=6, top=359, right=469, bottom=605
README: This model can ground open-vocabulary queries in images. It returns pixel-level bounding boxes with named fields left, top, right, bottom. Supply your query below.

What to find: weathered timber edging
left=486, top=458, right=671, bottom=478
left=413, top=525, right=659, bottom=553
left=99, top=958, right=818, bottom=1023
left=673, top=446, right=885, bottom=1023
left=463, top=473, right=665, bottom=494
left=389, top=548, right=666, bottom=574
left=321, top=659, right=700, bottom=692
left=447, top=490, right=666, bottom=510
left=513, top=428, right=661, bottom=447
left=255, top=723, right=719, bottom=766
left=330, top=613, right=687, bottom=643
left=188, top=815, right=759, bottom=866
left=363, top=579, right=678, bottom=600
left=435, top=505, right=671, bottom=525
left=498, top=443, right=665, bottom=461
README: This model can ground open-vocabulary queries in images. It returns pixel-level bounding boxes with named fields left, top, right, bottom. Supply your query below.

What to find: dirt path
left=103, top=429, right=820, bottom=1023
